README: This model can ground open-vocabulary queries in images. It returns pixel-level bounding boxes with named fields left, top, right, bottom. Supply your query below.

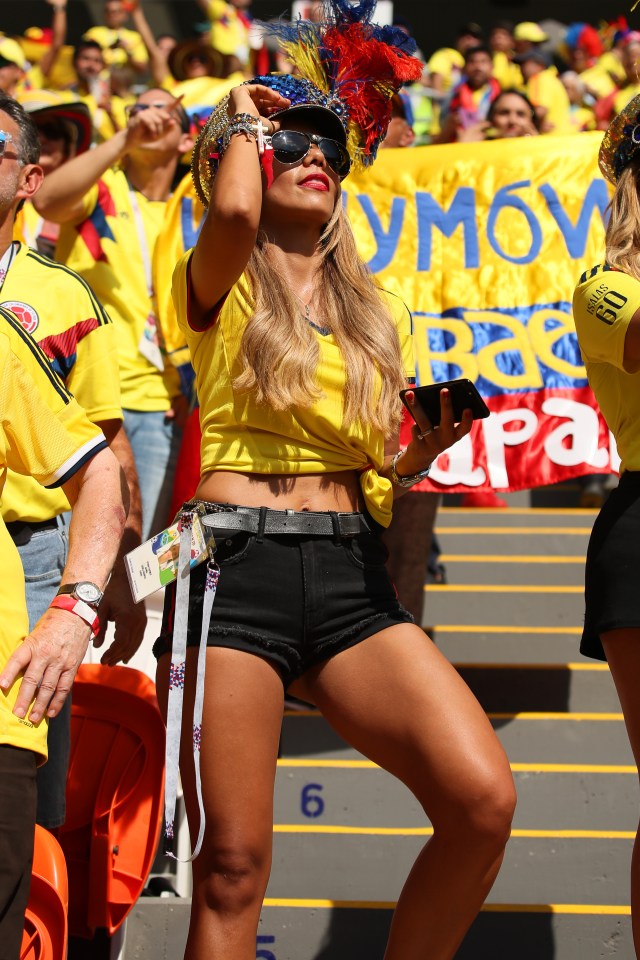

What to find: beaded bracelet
left=222, top=120, right=259, bottom=153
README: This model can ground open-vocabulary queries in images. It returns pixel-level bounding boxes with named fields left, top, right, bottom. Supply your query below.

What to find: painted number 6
left=301, top=782, right=325, bottom=818
left=257, top=934, right=276, bottom=959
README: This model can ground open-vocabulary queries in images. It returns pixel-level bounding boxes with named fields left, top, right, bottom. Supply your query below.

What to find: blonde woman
left=153, top=6, right=516, bottom=959
left=574, top=97, right=640, bottom=953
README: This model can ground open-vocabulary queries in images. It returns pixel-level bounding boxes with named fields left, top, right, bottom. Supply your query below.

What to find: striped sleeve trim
left=25, top=251, right=112, bottom=326
left=0, top=306, right=72, bottom=404
left=44, top=436, right=108, bottom=489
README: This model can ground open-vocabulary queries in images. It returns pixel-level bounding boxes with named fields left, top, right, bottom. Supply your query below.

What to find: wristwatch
left=389, top=450, right=432, bottom=488
left=56, top=581, right=104, bottom=610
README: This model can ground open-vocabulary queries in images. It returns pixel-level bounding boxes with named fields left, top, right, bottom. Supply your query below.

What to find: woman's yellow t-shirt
left=172, top=252, right=415, bottom=527
left=573, top=264, right=640, bottom=474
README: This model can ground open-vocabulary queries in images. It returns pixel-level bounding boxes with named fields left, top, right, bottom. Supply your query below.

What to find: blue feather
left=329, top=0, right=378, bottom=25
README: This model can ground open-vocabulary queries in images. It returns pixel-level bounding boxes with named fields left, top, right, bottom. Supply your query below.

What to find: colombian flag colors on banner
left=154, top=131, right=611, bottom=493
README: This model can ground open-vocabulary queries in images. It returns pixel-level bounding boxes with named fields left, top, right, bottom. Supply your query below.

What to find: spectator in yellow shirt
left=83, top=0, right=148, bottom=74
left=516, top=48, right=572, bottom=134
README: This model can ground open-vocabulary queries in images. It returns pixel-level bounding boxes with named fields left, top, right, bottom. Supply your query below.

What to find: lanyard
left=0, top=242, right=19, bottom=293
left=127, top=186, right=154, bottom=299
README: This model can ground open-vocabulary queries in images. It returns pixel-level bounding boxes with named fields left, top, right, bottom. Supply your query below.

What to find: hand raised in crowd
left=227, top=82, right=291, bottom=130
left=124, top=99, right=181, bottom=149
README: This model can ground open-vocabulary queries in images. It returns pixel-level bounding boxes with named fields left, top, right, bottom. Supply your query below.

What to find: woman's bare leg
left=157, top=647, right=284, bottom=960
left=602, top=628, right=640, bottom=957
left=291, top=624, right=516, bottom=960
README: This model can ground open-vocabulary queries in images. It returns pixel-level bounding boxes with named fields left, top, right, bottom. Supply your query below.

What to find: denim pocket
left=342, top=533, right=389, bottom=570
left=211, top=532, right=256, bottom=566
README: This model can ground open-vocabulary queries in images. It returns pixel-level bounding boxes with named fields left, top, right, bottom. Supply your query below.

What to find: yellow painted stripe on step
left=276, top=759, right=637, bottom=773
left=482, top=904, right=631, bottom=916
left=453, top=662, right=609, bottom=671
left=283, top=710, right=624, bottom=720
left=261, top=899, right=630, bottom=915
left=440, top=555, right=584, bottom=563
left=433, top=625, right=583, bottom=634
left=434, top=527, right=592, bottom=534
left=284, top=710, right=624, bottom=722
left=439, top=507, right=596, bottom=516
left=491, top=712, right=623, bottom=721
left=272, top=825, right=634, bottom=840
left=425, top=584, right=582, bottom=593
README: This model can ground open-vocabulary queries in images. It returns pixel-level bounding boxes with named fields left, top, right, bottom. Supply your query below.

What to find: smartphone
left=400, top=378, right=490, bottom=427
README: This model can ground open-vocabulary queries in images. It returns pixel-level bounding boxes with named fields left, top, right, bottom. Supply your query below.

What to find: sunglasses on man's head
left=269, top=130, right=351, bottom=180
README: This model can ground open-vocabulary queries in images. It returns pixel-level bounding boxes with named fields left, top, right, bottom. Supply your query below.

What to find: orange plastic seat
left=57, top=664, right=165, bottom=938
left=21, top=825, right=68, bottom=960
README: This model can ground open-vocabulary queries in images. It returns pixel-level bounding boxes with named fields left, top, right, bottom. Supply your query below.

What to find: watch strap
left=50, top=595, right=100, bottom=637
left=56, top=581, right=103, bottom=609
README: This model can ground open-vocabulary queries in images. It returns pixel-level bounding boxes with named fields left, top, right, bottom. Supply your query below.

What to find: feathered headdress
left=192, top=0, right=423, bottom=206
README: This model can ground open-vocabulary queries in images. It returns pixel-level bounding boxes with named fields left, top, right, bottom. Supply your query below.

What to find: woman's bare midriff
left=195, top=469, right=364, bottom=513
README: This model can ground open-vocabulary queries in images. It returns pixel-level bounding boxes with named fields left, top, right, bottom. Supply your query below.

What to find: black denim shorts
left=582, top=471, right=640, bottom=661
left=153, top=505, right=414, bottom=686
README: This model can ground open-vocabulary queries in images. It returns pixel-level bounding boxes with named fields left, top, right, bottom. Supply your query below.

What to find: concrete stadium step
left=430, top=626, right=583, bottom=664
left=438, top=557, right=586, bottom=586
left=280, top=712, right=634, bottom=766
left=423, top=584, right=585, bottom=628
left=124, top=899, right=630, bottom=960
left=273, top=764, right=637, bottom=831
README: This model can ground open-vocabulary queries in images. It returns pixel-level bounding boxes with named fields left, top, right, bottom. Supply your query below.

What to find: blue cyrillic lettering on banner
left=538, top=179, right=609, bottom=259
left=416, top=187, right=478, bottom=270
left=487, top=181, right=542, bottom=265
left=356, top=194, right=405, bottom=273
left=181, top=197, right=202, bottom=250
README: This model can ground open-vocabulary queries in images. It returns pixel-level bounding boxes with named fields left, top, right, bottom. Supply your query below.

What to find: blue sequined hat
left=599, top=93, right=640, bottom=185
left=192, top=75, right=349, bottom=207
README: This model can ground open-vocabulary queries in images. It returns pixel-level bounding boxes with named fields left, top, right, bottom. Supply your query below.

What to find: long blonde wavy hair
left=606, top=159, right=640, bottom=279
left=233, top=202, right=406, bottom=438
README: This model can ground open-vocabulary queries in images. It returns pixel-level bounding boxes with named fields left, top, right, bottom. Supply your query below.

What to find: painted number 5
left=257, top=934, right=276, bottom=959
left=301, top=782, right=325, bottom=818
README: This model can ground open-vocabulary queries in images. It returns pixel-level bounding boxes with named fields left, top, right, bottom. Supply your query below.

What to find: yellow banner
left=154, top=133, right=610, bottom=490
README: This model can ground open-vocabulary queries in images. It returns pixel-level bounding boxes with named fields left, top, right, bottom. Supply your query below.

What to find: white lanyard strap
left=127, top=187, right=153, bottom=298
left=0, top=242, right=19, bottom=293
left=164, top=510, right=219, bottom=860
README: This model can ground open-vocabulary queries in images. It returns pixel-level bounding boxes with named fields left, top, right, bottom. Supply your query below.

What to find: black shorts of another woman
left=582, top=471, right=640, bottom=661
left=153, top=512, right=414, bottom=688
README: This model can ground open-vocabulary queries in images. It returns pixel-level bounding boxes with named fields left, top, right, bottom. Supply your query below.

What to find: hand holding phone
left=400, top=378, right=489, bottom=428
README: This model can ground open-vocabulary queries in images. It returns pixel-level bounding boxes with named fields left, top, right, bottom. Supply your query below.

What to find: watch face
left=75, top=582, right=102, bottom=605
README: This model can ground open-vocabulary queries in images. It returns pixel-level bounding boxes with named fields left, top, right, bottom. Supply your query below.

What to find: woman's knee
left=428, top=763, right=516, bottom=850
left=194, top=842, right=271, bottom=915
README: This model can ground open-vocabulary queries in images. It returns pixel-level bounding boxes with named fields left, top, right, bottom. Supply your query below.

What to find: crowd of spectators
left=1, top=4, right=639, bottom=154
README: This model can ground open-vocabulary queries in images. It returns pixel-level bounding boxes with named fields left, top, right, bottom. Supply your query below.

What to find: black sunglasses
left=269, top=130, right=351, bottom=180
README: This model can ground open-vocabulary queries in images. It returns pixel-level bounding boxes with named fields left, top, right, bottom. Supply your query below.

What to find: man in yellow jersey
left=516, top=48, right=572, bottom=134
left=0, top=94, right=145, bottom=831
left=83, top=0, right=148, bottom=73
left=35, top=88, right=193, bottom=541
left=0, top=303, right=126, bottom=958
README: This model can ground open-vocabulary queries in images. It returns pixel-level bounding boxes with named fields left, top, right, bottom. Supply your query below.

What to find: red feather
left=323, top=24, right=422, bottom=155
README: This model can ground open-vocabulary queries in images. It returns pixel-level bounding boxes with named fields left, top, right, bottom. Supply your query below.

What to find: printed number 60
left=257, top=934, right=276, bottom=959
left=301, top=782, right=325, bottom=818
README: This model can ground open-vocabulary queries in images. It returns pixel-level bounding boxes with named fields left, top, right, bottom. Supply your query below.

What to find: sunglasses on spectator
left=0, top=131, right=16, bottom=158
left=268, top=130, right=351, bottom=180
left=125, top=101, right=178, bottom=119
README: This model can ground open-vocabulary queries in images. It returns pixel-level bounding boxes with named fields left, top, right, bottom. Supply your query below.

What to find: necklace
left=292, top=290, right=331, bottom=337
